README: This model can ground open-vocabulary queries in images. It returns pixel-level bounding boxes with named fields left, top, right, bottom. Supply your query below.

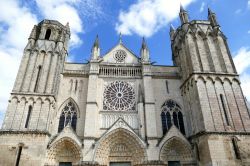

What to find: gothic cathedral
left=1, top=7, right=250, bottom=166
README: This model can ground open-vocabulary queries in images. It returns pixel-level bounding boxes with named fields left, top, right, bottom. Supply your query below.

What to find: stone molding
left=189, top=131, right=250, bottom=140
left=0, top=129, right=50, bottom=136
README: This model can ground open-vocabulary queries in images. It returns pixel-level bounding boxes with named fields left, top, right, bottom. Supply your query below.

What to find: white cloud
left=248, top=0, right=250, bottom=9
left=35, top=0, right=105, bottom=47
left=248, top=30, right=250, bottom=34
left=0, top=0, right=105, bottom=127
left=233, top=47, right=250, bottom=100
left=0, top=0, right=38, bottom=126
left=35, top=0, right=83, bottom=47
left=199, top=2, right=205, bottom=13
left=240, top=73, right=250, bottom=101
left=233, top=47, right=250, bottom=74
left=115, top=0, right=194, bottom=37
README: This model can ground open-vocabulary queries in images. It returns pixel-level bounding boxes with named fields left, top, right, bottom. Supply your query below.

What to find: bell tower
left=2, top=20, right=70, bottom=131
left=13, top=20, right=70, bottom=94
left=171, top=7, right=250, bottom=165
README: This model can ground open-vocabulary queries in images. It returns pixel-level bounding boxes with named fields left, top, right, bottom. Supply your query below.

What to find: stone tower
left=171, top=7, right=250, bottom=165
left=2, top=20, right=70, bottom=131
left=1, top=8, right=250, bottom=166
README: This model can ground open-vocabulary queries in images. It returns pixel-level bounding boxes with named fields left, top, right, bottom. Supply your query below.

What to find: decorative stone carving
left=46, top=137, right=81, bottom=165
left=114, top=49, right=127, bottom=62
left=101, top=113, right=138, bottom=129
left=94, top=128, right=147, bottom=165
left=160, top=137, right=195, bottom=164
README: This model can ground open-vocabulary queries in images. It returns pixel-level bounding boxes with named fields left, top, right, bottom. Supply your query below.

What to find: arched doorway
left=94, top=128, right=147, bottom=166
left=159, top=137, right=196, bottom=165
left=46, top=137, right=81, bottom=165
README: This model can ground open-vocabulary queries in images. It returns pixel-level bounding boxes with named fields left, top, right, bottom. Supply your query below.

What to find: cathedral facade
left=1, top=8, right=250, bottom=166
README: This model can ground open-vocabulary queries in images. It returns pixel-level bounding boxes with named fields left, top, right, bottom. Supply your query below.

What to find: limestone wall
left=0, top=133, right=49, bottom=166
left=52, top=74, right=89, bottom=137
left=182, top=75, right=250, bottom=134
left=2, top=95, right=54, bottom=131
left=194, top=134, right=250, bottom=166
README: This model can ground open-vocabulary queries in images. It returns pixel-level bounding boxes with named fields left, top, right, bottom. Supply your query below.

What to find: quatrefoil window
left=114, top=49, right=127, bottom=62
left=103, top=81, right=135, bottom=111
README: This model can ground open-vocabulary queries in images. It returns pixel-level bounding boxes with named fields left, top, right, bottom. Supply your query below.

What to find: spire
left=142, top=37, right=148, bottom=50
left=93, top=35, right=99, bottom=48
left=180, top=4, right=185, bottom=12
left=179, top=4, right=189, bottom=24
left=91, top=35, right=100, bottom=60
left=208, top=8, right=219, bottom=28
left=119, top=32, right=122, bottom=44
left=208, top=7, right=212, bottom=15
left=140, top=37, right=150, bottom=63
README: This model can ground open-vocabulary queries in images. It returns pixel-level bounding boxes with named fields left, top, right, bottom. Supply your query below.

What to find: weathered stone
left=1, top=10, right=250, bottom=166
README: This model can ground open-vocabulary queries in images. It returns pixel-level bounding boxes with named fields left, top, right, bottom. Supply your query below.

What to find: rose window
left=103, top=81, right=135, bottom=111
left=114, top=49, right=127, bottom=62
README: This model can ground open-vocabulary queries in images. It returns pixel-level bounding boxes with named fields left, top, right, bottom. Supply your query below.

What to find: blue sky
left=0, top=0, right=250, bottom=126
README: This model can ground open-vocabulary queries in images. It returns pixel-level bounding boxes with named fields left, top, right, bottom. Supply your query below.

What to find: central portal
left=110, top=162, right=131, bottom=166
left=95, top=128, right=147, bottom=165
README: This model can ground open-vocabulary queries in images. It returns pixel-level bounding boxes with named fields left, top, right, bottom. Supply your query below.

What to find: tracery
left=103, top=81, right=135, bottom=111
left=58, top=101, right=77, bottom=132
left=161, top=99, right=185, bottom=135
left=114, top=49, right=127, bottom=62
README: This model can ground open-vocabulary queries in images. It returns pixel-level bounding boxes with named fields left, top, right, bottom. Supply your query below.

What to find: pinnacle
left=93, top=35, right=99, bottom=48
left=180, top=4, right=185, bottom=12
left=119, top=32, right=122, bottom=44
left=208, top=7, right=212, bottom=15
left=170, top=24, right=175, bottom=32
left=142, top=37, right=148, bottom=50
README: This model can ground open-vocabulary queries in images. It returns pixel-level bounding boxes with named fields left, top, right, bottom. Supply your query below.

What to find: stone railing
left=99, top=66, right=142, bottom=77
left=63, top=69, right=89, bottom=76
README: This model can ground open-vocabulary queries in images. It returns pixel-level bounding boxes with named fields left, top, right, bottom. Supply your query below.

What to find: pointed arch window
left=58, top=101, right=77, bottom=133
left=161, top=99, right=185, bottom=135
left=15, top=145, right=23, bottom=166
left=24, top=105, right=32, bottom=128
left=34, top=65, right=42, bottom=92
left=45, top=29, right=51, bottom=40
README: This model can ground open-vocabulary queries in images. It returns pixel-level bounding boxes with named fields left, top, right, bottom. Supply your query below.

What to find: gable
left=102, top=43, right=140, bottom=64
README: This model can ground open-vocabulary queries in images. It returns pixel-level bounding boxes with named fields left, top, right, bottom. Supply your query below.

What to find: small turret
left=208, top=8, right=219, bottom=28
left=140, top=37, right=150, bottom=63
left=25, top=25, right=37, bottom=50
left=29, top=25, right=37, bottom=40
left=179, top=5, right=189, bottom=24
left=91, top=35, right=100, bottom=60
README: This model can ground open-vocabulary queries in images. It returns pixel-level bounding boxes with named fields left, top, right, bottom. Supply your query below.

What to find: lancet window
left=58, top=101, right=77, bottom=132
left=161, top=99, right=185, bottom=135
left=45, top=29, right=51, bottom=40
